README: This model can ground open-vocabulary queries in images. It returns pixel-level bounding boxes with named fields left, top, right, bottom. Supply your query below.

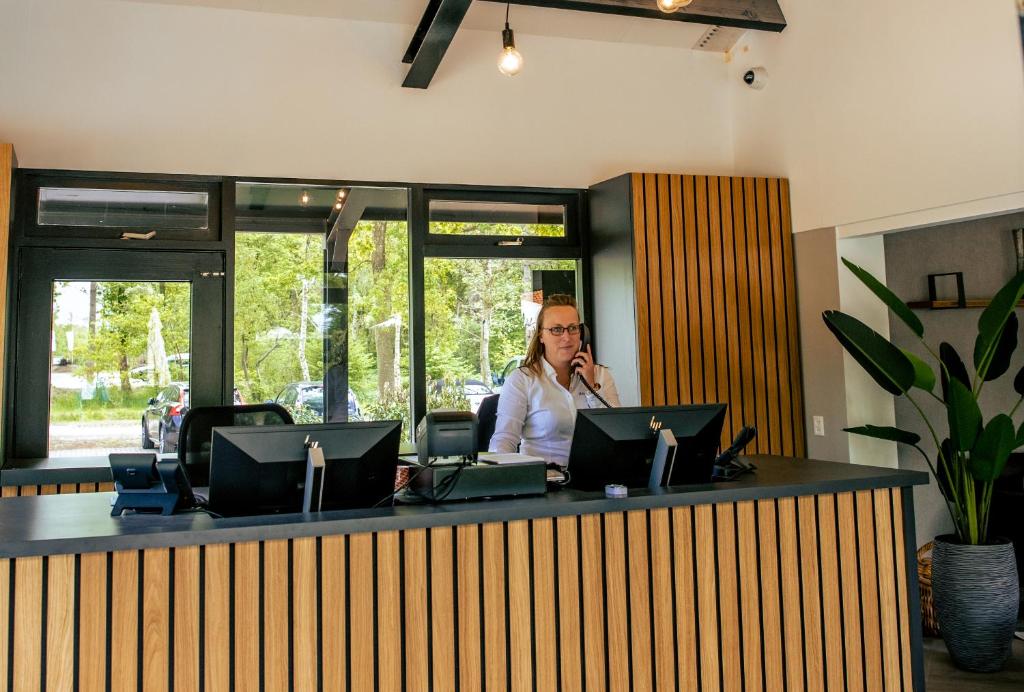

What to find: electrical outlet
left=813, top=416, right=825, bottom=437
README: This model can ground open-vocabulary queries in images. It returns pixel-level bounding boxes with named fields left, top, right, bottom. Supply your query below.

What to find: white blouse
left=488, top=358, right=621, bottom=466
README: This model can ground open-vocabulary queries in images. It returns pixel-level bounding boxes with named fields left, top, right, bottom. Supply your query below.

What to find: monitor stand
left=648, top=429, right=679, bottom=489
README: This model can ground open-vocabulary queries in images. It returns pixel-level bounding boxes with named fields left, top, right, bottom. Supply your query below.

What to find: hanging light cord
left=505, top=1, right=511, bottom=30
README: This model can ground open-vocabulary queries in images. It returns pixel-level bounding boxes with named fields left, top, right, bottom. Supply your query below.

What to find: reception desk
left=0, top=456, right=927, bottom=692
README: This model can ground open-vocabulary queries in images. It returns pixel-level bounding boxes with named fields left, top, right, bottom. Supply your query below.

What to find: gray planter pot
left=932, top=534, right=1019, bottom=673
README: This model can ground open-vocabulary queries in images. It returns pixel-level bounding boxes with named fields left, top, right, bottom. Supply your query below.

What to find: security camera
left=743, top=67, right=768, bottom=90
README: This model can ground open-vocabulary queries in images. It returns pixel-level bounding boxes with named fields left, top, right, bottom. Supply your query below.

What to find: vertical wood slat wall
left=1, top=483, right=114, bottom=498
left=630, top=173, right=805, bottom=456
left=0, top=488, right=919, bottom=691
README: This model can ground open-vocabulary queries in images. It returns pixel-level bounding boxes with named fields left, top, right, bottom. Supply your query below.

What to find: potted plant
left=823, top=259, right=1022, bottom=673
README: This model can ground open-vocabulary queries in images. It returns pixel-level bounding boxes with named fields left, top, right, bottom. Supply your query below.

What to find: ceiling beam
left=402, top=0, right=474, bottom=89
left=483, top=0, right=786, bottom=33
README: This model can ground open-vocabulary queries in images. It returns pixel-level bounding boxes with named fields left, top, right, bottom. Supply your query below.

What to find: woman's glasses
left=542, top=324, right=582, bottom=336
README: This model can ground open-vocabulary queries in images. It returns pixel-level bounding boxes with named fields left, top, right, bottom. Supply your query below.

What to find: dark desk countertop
left=0, top=456, right=927, bottom=559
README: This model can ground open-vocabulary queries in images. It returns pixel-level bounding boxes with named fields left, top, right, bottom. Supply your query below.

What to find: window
left=428, top=200, right=565, bottom=238
left=38, top=188, right=209, bottom=230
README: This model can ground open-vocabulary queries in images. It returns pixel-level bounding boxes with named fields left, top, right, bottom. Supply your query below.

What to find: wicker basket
left=917, top=542, right=940, bottom=636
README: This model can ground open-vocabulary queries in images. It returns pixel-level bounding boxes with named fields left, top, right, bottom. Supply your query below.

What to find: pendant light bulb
left=656, top=0, right=693, bottom=13
left=498, top=25, right=523, bottom=76
left=299, top=189, right=310, bottom=207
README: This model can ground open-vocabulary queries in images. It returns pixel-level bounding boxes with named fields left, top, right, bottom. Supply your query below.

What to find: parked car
left=462, top=379, right=493, bottom=413
left=492, top=356, right=525, bottom=390
left=274, top=381, right=361, bottom=420
left=140, top=383, right=242, bottom=453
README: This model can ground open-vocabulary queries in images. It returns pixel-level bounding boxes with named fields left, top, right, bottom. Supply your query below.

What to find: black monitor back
left=567, top=404, right=727, bottom=490
left=208, top=421, right=402, bottom=516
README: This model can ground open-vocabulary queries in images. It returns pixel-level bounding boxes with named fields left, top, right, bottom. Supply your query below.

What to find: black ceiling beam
left=402, top=0, right=474, bottom=89
left=482, top=0, right=786, bottom=33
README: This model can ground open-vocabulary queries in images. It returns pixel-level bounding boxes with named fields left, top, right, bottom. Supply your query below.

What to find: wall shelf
left=906, top=299, right=1024, bottom=310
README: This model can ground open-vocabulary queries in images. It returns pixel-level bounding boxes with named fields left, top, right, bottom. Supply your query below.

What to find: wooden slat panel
left=836, top=492, right=865, bottom=692
left=45, top=554, right=74, bottom=692
left=431, top=527, right=457, bottom=692
left=736, top=501, right=763, bottom=692
left=109, top=551, right=135, bottom=692
left=142, top=549, right=170, bottom=692
left=798, top=495, right=824, bottom=691
left=98, top=482, right=114, bottom=492
left=632, top=173, right=652, bottom=405
left=349, top=534, right=375, bottom=692
left=707, top=177, right=731, bottom=445
left=645, top=174, right=666, bottom=406
left=13, top=557, right=42, bottom=692
left=694, top=504, right=720, bottom=691
left=507, top=521, right=532, bottom=692
left=683, top=176, right=704, bottom=404
left=531, top=519, right=557, bottom=691
left=580, top=513, right=606, bottom=692
left=755, top=178, right=781, bottom=453
left=856, top=491, right=883, bottom=692
left=321, top=536, right=346, bottom=691
left=671, top=506, right=698, bottom=692
left=873, top=489, right=901, bottom=690
left=293, top=537, right=318, bottom=692
left=743, top=178, right=769, bottom=453
left=20, top=485, right=37, bottom=496
left=234, top=542, right=261, bottom=692
left=816, top=494, right=845, bottom=692
left=669, top=175, right=692, bottom=404
left=456, top=525, right=482, bottom=692
left=1, top=486, right=16, bottom=498
left=715, top=503, right=742, bottom=690
left=482, top=522, right=507, bottom=691
left=603, top=513, right=630, bottom=691
left=173, top=546, right=200, bottom=692
left=891, top=490, right=914, bottom=692
left=203, top=544, right=230, bottom=692
left=731, top=178, right=756, bottom=446
left=757, top=499, right=784, bottom=691
left=555, top=516, right=583, bottom=692
left=263, top=540, right=290, bottom=692
left=0, top=559, right=8, bottom=692
left=777, top=497, right=803, bottom=692
left=626, top=511, right=653, bottom=690
left=39, top=484, right=57, bottom=495
left=649, top=509, right=676, bottom=692
left=695, top=176, right=718, bottom=404
left=657, top=174, right=679, bottom=405
left=58, top=484, right=76, bottom=494
left=767, top=180, right=794, bottom=456
left=404, top=529, right=429, bottom=690
left=779, top=179, right=806, bottom=455
left=377, top=532, right=402, bottom=692
left=719, top=177, right=744, bottom=440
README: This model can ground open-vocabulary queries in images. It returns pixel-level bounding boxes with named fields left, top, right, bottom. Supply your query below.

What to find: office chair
left=476, top=393, right=500, bottom=453
left=177, top=403, right=294, bottom=486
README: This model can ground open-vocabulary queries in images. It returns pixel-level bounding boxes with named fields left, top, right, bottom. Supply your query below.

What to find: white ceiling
left=120, top=0, right=714, bottom=49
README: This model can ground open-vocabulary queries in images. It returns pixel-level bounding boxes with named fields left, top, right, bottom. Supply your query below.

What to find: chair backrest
left=476, top=394, right=500, bottom=453
left=177, top=403, right=294, bottom=486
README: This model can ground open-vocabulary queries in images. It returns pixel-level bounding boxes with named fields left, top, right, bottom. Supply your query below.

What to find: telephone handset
left=571, top=323, right=593, bottom=374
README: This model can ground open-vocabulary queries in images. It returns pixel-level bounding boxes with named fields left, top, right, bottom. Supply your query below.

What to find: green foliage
left=286, top=404, right=324, bottom=425
left=825, top=262, right=1024, bottom=545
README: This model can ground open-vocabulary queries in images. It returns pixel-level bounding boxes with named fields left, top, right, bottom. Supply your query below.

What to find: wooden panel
left=39, top=484, right=57, bottom=495
left=715, top=503, right=742, bottom=690
left=757, top=499, right=784, bottom=691
left=0, top=559, right=8, bottom=692
left=874, top=489, right=902, bottom=690
left=99, top=482, right=114, bottom=492
left=891, top=490, right=914, bottom=692
left=816, top=494, right=846, bottom=691
left=658, top=174, right=679, bottom=405
left=377, top=532, right=402, bottom=692
left=707, top=178, right=730, bottom=443
left=292, top=537, right=318, bottom=692
left=45, top=554, right=75, bottom=692
left=671, top=506, right=699, bottom=692
left=349, top=534, right=375, bottom=691
left=603, top=512, right=630, bottom=691
left=836, top=492, right=865, bottom=692
left=736, top=501, right=763, bottom=692
left=626, top=510, right=653, bottom=690
left=670, top=175, right=692, bottom=404
left=203, top=543, right=230, bottom=692
left=776, top=497, right=803, bottom=691
left=234, top=542, right=261, bottom=692
left=456, top=525, right=483, bottom=692
left=555, top=516, right=583, bottom=692
left=507, top=521, right=532, bottom=692
left=645, top=174, right=666, bottom=405
left=694, top=504, right=721, bottom=691
left=696, top=176, right=718, bottom=405
left=683, top=176, right=704, bottom=404
left=482, top=522, right=507, bottom=691
left=109, top=551, right=135, bottom=692
left=431, top=527, right=457, bottom=691
left=404, top=529, right=429, bottom=689
left=779, top=179, right=806, bottom=455
left=321, top=535, right=347, bottom=691
left=142, top=549, right=170, bottom=692
left=755, top=178, right=781, bottom=453
left=768, top=180, right=794, bottom=456
left=531, top=519, right=557, bottom=691
left=743, top=177, right=769, bottom=453
left=0, top=144, right=12, bottom=450
left=173, top=546, right=200, bottom=692
left=719, top=177, right=744, bottom=440
left=797, top=495, right=824, bottom=691
left=649, top=509, right=676, bottom=692
left=264, top=540, right=290, bottom=692
left=13, top=557, right=42, bottom=692
left=1, top=486, right=16, bottom=498
left=856, top=491, right=883, bottom=692
left=632, top=173, right=652, bottom=405
left=20, top=485, right=37, bottom=496
left=580, top=513, right=606, bottom=692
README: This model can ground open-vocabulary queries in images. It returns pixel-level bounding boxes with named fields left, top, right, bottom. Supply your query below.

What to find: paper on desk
left=477, top=452, right=546, bottom=465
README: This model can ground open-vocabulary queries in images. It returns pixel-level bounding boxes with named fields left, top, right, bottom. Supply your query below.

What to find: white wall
left=0, top=0, right=735, bottom=187
left=730, top=0, right=1024, bottom=234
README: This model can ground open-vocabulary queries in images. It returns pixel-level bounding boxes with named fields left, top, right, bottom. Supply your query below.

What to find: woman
left=489, top=294, right=619, bottom=466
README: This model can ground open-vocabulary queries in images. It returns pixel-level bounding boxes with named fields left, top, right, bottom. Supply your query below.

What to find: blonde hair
left=521, top=294, right=579, bottom=375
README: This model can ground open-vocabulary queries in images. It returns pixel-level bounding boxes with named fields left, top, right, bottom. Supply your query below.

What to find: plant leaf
left=969, top=414, right=1015, bottom=482
left=975, top=271, right=1024, bottom=378
left=1014, top=364, right=1024, bottom=397
left=844, top=425, right=921, bottom=446
left=939, top=342, right=971, bottom=401
left=974, top=312, right=1018, bottom=381
left=1017, top=421, right=1024, bottom=449
left=841, top=257, right=923, bottom=337
left=900, top=348, right=936, bottom=392
left=946, top=378, right=982, bottom=452
left=822, top=311, right=915, bottom=396
left=937, top=438, right=956, bottom=500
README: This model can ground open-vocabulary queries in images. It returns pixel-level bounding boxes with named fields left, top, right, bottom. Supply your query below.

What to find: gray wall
left=884, top=211, right=1024, bottom=545
left=794, top=227, right=850, bottom=463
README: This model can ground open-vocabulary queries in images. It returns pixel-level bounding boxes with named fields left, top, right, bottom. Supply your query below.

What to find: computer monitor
left=207, top=421, right=402, bottom=516
left=566, top=404, right=727, bottom=490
